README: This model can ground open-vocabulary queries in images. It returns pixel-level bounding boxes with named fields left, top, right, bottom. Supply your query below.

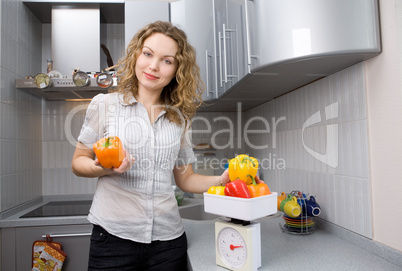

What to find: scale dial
left=217, top=227, right=247, bottom=269
left=215, top=221, right=261, bottom=271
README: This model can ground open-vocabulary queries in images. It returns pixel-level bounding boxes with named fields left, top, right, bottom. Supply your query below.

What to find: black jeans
left=88, top=225, right=188, bottom=271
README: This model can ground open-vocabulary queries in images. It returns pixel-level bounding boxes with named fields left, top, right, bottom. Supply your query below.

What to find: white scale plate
left=204, top=192, right=278, bottom=221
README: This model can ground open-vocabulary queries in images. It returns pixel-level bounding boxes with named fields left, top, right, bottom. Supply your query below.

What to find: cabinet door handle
left=222, top=24, right=228, bottom=84
left=205, top=49, right=209, bottom=98
left=244, top=0, right=252, bottom=73
left=205, top=50, right=213, bottom=98
left=235, top=24, right=240, bottom=79
left=244, top=0, right=258, bottom=73
left=42, top=233, right=91, bottom=238
left=223, top=24, right=238, bottom=81
left=218, top=31, right=223, bottom=88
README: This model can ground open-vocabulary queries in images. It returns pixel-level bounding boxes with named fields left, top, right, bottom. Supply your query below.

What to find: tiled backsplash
left=244, top=63, right=372, bottom=238
left=0, top=0, right=43, bottom=211
left=191, top=111, right=245, bottom=176
left=42, top=101, right=97, bottom=195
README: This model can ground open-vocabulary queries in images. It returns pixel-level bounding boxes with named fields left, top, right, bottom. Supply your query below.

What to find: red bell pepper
left=224, top=179, right=251, bottom=198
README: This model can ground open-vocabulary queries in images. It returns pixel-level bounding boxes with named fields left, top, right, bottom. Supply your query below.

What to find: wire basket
left=279, top=191, right=317, bottom=235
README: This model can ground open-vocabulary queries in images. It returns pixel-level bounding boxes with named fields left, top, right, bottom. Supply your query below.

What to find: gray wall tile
left=243, top=63, right=372, bottom=238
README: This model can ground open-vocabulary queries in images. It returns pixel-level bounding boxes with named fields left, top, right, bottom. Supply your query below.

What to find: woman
left=71, top=21, right=230, bottom=270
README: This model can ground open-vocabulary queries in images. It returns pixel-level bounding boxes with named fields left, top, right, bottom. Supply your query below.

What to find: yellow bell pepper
left=207, top=185, right=225, bottom=196
left=228, top=154, right=259, bottom=185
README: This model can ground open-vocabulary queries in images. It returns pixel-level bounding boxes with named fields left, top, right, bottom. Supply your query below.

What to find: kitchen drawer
left=14, top=224, right=92, bottom=270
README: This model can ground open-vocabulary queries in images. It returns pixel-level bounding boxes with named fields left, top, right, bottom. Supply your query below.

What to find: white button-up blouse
left=77, top=93, right=195, bottom=243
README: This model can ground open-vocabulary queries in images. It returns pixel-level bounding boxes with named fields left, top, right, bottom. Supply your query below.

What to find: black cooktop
left=20, top=200, right=92, bottom=218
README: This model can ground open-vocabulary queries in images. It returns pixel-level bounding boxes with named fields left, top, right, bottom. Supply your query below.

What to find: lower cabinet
left=2, top=224, right=92, bottom=271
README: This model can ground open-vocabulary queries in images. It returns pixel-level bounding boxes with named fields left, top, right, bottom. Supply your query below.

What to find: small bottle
left=47, top=59, right=53, bottom=74
left=112, top=73, right=118, bottom=86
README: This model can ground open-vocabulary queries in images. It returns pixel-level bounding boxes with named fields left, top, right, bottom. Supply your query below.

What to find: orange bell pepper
left=93, top=136, right=125, bottom=169
left=247, top=175, right=270, bottom=198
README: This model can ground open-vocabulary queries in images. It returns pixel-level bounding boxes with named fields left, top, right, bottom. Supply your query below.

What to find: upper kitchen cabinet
left=214, top=0, right=247, bottom=97
left=171, top=0, right=218, bottom=101
left=124, top=1, right=169, bottom=49
left=245, top=0, right=380, bottom=72
left=201, top=0, right=381, bottom=111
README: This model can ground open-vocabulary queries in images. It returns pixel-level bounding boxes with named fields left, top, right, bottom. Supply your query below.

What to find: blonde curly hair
left=113, top=21, right=204, bottom=127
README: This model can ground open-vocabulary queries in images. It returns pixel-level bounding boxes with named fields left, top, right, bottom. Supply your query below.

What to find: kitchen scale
left=215, top=219, right=261, bottom=270
left=204, top=192, right=278, bottom=271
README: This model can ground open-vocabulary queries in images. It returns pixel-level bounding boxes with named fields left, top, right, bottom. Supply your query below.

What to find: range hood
left=52, top=6, right=100, bottom=76
left=15, top=1, right=123, bottom=101
left=15, top=78, right=109, bottom=101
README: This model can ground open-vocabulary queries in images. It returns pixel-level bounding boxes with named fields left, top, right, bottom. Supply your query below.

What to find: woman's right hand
left=94, top=149, right=135, bottom=175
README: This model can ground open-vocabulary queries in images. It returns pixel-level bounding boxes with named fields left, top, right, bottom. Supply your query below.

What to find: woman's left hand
left=218, top=169, right=230, bottom=186
left=218, top=170, right=264, bottom=186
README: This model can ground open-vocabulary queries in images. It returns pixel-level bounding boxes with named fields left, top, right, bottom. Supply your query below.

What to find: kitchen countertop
left=1, top=196, right=402, bottom=270
left=183, top=214, right=402, bottom=271
left=0, top=194, right=94, bottom=228
left=0, top=195, right=204, bottom=228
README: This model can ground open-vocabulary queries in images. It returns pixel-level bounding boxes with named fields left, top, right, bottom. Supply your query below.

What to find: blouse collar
left=117, top=93, right=167, bottom=119
left=118, top=93, right=137, bottom=106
